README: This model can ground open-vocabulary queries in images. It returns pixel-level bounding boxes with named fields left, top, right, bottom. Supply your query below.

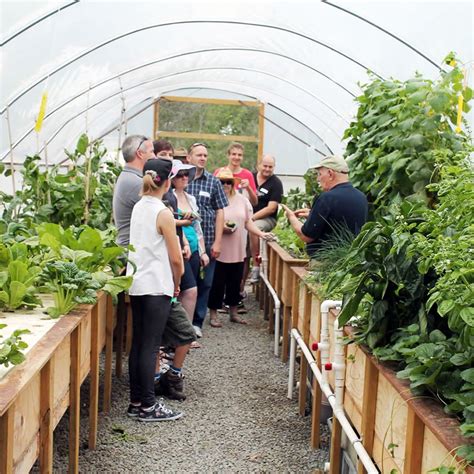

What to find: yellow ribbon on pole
left=34, top=91, right=48, bottom=132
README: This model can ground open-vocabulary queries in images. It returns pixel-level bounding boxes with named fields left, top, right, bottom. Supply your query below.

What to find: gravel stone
left=43, top=288, right=330, bottom=472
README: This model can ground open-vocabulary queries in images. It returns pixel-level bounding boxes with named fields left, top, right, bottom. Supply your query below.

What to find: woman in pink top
left=207, top=169, right=274, bottom=326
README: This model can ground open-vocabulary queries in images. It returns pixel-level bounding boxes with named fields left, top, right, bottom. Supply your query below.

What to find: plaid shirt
left=187, top=170, right=228, bottom=248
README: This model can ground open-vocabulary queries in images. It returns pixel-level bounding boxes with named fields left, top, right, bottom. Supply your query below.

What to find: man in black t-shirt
left=282, top=155, right=368, bottom=258
left=248, top=154, right=283, bottom=282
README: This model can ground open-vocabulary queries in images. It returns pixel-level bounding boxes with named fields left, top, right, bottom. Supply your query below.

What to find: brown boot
left=160, top=370, right=186, bottom=401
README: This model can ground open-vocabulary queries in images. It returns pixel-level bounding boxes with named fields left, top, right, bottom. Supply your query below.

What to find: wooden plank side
left=0, top=313, right=82, bottom=416
left=357, top=357, right=379, bottom=474
left=344, top=343, right=366, bottom=434
left=88, top=303, right=100, bottom=450
left=69, top=326, right=81, bottom=474
left=0, top=407, right=14, bottom=474
left=404, top=408, right=424, bottom=474
left=158, top=130, right=258, bottom=143
left=39, top=360, right=53, bottom=474
left=373, top=375, right=407, bottom=473
left=162, top=95, right=261, bottom=107
left=13, top=375, right=40, bottom=469
left=79, top=309, right=92, bottom=382
left=52, top=336, right=70, bottom=428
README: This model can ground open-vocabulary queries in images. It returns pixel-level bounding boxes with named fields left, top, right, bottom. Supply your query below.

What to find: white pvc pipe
left=291, top=328, right=378, bottom=474
left=260, top=240, right=281, bottom=357
left=288, top=329, right=296, bottom=399
left=319, top=300, right=341, bottom=384
left=333, top=317, right=345, bottom=410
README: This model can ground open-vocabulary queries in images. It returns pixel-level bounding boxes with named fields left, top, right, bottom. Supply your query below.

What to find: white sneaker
left=193, top=325, right=203, bottom=338
left=249, top=266, right=260, bottom=283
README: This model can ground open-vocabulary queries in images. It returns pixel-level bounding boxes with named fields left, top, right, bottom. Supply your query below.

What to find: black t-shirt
left=252, top=173, right=284, bottom=219
left=301, top=182, right=368, bottom=257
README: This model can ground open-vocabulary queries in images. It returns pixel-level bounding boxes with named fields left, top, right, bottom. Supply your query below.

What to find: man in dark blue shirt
left=282, top=155, right=368, bottom=257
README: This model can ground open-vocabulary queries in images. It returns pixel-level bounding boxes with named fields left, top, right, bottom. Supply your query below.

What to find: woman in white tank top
left=126, top=158, right=185, bottom=422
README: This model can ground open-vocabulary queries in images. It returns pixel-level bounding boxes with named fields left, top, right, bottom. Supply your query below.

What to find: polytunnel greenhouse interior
left=0, top=1, right=473, bottom=473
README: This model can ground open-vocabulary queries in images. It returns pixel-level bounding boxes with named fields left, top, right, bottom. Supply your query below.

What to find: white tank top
left=126, top=196, right=174, bottom=296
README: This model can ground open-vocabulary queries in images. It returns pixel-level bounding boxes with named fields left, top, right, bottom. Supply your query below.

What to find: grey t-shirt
left=113, top=165, right=142, bottom=246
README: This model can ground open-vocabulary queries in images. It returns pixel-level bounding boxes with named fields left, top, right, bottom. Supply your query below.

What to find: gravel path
left=48, top=290, right=329, bottom=472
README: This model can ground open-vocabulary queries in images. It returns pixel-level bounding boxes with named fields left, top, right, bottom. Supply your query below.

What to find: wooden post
left=89, top=304, right=99, bottom=450
left=329, top=417, right=342, bottom=474
left=358, top=359, right=379, bottom=474
left=298, top=289, right=312, bottom=415
left=69, top=326, right=81, bottom=474
left=281, top=305, right=291, bottom=362
left=103, top=294, right=114, bottom=413
left=257, top=102, right=265, bottom=163
left=40, top=360, right=54, bottom=473
left=0, top=408, right=14, bottom=474
left=403, top=408, right=424, bottom=474
left=153, top=100, right=160, bottom=139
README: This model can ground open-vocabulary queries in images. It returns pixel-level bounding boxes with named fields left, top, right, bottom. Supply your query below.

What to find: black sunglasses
left=136, top=136, right=149, bottom=153
left=221, top=180, right=234, bottom=185
left=176, top=171, right=190, bottom=178
left=188, top=142, right=208, bottom=153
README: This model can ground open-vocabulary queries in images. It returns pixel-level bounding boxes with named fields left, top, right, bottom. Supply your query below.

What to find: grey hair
left=121, top=135, right=148, bottom=163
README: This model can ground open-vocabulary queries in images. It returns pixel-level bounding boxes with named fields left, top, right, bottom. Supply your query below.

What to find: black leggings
left=208, top=261, right=244, bottom=310
left=129, top=295, right=171, bottom=408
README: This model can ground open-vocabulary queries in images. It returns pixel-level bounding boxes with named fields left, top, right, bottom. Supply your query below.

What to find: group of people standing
left=113, top=134, right=368, bottom=423
left=113, top=137, right=283, bottom=422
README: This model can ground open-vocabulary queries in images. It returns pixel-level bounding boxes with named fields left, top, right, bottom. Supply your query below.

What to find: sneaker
left=249, top=266, right=260, bottom=283
left=217, top=304, right=229, bottom=314
left=160, top=370, right=186, bottom=401
left=127, top=403, right=141, bottom=417
left=237, top=301, right=248, bottom=314
left=138, top=401, right=183, bottom=422
left=193, top=325, right=202, bottom=338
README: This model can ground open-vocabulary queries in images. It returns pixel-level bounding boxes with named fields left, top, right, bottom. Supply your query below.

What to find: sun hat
left=313, top=155, right=349, bottom=173
left=171, top=159, right=196, bottom=183
left=143, top=158, right=177, bottom=184
left=215, top=167, right=242, bottom=183
left=173, top=146, right=188, bottom=159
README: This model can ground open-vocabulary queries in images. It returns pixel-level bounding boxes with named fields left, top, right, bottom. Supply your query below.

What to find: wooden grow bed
left=263, top=241, right=308, bottom=361
left=0, top=292, right=115, bottom=474
left=288, top=266, right=471, bottom=474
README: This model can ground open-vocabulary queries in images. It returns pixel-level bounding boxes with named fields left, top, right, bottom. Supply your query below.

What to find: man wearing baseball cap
left=282, top=155, right=368, bottom=257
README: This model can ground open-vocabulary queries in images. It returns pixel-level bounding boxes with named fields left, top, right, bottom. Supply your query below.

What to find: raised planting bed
left=263, top=241, right=308, bottom=361
left=0, top=292, right=115, bottom=473
left=287, top=269, right=472, bottom=473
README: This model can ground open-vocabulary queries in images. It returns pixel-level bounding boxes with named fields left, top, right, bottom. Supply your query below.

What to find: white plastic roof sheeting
left=1, top=0, right=473, bottom=177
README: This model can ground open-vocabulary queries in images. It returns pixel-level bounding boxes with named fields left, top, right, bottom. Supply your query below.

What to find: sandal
left=190, top=341, right=201, bottom=349
left=230, top=316, right=248, bottom=325
left=209, top=318, right=223, bottom=328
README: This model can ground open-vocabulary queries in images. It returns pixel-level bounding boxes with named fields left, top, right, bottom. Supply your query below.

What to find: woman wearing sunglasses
left=207, top=169, right=274, bottom=326
left=171, top=161, right=208, bottom=339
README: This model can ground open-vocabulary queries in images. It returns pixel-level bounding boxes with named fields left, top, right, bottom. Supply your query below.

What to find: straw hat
left=215, top=167, right=241, bottom=183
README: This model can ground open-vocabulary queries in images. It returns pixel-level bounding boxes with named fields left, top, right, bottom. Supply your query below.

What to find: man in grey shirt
left=113, top=135, right=155, bottom=246
left=113, top=134, right=196, bottom=403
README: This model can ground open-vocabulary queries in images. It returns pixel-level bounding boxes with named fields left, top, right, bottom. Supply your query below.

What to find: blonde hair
left=227, top=142, right=244, bottom=154
left=141, top=173, right=166, bottom=195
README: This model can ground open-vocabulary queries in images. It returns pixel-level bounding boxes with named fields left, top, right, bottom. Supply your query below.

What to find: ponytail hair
left=141, top=170, right=166, bottom=195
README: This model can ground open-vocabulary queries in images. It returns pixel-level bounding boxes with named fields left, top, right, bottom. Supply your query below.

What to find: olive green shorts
left=162, top=300, right=197, bottom=347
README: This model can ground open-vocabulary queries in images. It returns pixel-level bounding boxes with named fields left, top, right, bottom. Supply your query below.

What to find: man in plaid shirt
left=186, top=143, right=228, bottom=335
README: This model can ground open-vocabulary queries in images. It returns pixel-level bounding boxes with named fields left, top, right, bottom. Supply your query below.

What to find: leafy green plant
left=0, top=324, right=30, bottom=367
left=0, top=243, right=41, bottom=311
left=0, top=135, right=121, bottom=229
left=344, top=53, right=472, bottom=216
left=39, top=261, right=101, bottom=318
